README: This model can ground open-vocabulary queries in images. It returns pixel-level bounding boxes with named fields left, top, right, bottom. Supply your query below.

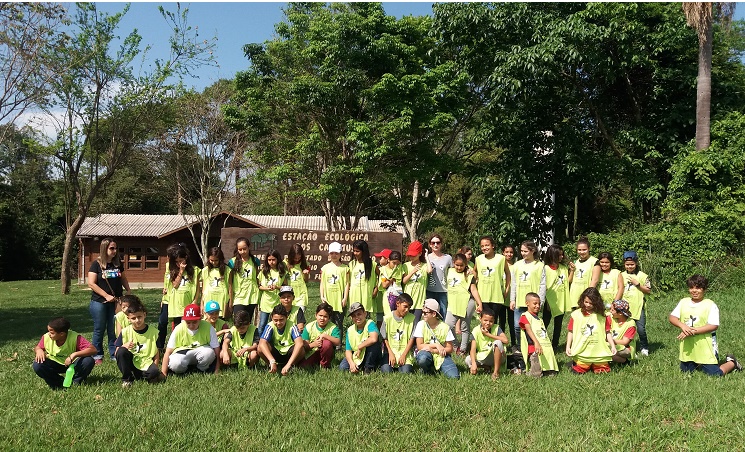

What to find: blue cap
left=205, top=300, right=220, bottom=313
left=623, top=251, right=638, bottom=261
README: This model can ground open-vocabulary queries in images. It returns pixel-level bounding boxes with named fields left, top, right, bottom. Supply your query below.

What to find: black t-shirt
left=89, top=260, right=124, bottom=302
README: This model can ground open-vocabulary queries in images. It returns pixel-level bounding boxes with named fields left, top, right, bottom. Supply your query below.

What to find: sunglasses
left=423, top=309, right=434, bottom=314
left=108, top=247, right=117, bottom=250
left=430, top=241, right=441, bottom=245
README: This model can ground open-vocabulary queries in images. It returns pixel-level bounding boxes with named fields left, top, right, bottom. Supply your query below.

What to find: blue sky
left=91, top=2, right=435, bottom=91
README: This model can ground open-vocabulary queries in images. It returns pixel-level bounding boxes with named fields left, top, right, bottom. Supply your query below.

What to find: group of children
left=33, top=236, right=741, bottom=389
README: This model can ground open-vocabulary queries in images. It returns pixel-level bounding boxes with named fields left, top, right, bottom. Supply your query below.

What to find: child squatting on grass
left=668, top=275, right=742, bottom=376
left=609, top=299, right=637, bottom=364
left=566, top=287, right=616, bottom=374
left=465, top=307, right=509, bottom=380
left=161, top=303, right=220, bottom=377
left=114, top=295, right=166, bottom=387
left=414, top=298, right=460, bottom=379
left=33, top=317, right=97, bottom=390
left=339, top=302, right=382, bottom=373
left=258, top=304, right=305, bottom=375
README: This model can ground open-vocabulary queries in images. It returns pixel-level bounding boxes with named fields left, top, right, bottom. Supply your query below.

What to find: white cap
left=329, top=242, right=342, bottom=253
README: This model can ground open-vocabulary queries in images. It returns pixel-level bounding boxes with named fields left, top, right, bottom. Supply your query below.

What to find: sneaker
left=511, top=367, right=522, bottom=375
left=640, top=348, right=649, bottom=356
left=122, top=381, right=132, bottom=388
left=726, top=354, right=742, bottom=372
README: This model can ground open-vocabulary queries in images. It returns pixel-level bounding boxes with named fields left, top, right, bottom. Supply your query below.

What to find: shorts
left=571, top=361, right=610, bottom=374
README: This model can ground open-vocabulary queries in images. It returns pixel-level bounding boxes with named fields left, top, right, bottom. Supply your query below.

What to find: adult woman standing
left=88, top=238, right=130, bottom=364
left=426, top=234, right=453, bottom=319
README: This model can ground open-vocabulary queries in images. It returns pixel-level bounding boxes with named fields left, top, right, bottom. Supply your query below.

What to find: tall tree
left=683, top=2, right=714, bottom=150
left=41, top=3, right=215, bottom=293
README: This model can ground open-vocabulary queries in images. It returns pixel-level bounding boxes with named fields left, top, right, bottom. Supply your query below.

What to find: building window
left=127, top=247, right=159, bottom=270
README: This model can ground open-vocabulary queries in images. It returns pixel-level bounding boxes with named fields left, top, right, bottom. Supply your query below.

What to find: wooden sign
left=221, top=228, right=404, bottom=281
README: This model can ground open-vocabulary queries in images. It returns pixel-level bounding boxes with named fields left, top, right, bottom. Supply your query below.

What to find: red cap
left=374, top=249, right=392, bottom=259
left=406, top=241, right=423, bottom=257
left=182, top=303, right=201, bottom=321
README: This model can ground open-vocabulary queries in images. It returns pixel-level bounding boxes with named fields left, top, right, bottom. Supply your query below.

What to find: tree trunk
left=695, top=15, right=712, bottom=151
left=60, top=213, right=86, bottom=294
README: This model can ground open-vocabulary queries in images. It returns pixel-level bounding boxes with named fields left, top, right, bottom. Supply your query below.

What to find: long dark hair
left=287, top=243, right=309, bottom=270
left=352, top=240, right=372, bottom=281
left=206, top=246, right=227, bottom=277
left=543, top=244, right=565, bottom=267
left=168, top=243, right=194, bottom=282
left=232, top=237, right=256, bottom=273
left=578, top=287, right=604, bottom=314
left=262, top=249, right=287, bottom=279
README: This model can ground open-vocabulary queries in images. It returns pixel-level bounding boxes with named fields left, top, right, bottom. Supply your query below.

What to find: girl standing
left=167, top=243, right=200, bottom=324
left=621, top=251, right=652, bottom=355
left=426, top=234, right=453, bottom=319
left=201, top=247, right=231, bottom=317
left=348, top=240, right=379, bottom=316
left=510, top=240, right=545, bottom=354
left=568, top=237, right=600, bottom=307
left=542, top=244, right=571, bottom=349
left=445, top=253, right=484, bottom=355
left=320, top=242, right=350, bottom=340
left=597, top=252, right=624, bottom=307
left=403, top=241, right=432, bottom=325
left=258, top=250, right=287, bottom=336
left=285, top=244, right=310, bottom=312
left=566, top=287, right=616, bottom=373
left=502, top=244, right=517, bottom=347
left=228, top=237, right=260, bottom=324
left=88, top=238, right=131, bottom=364
left=474, top=236, right=511, bottom=345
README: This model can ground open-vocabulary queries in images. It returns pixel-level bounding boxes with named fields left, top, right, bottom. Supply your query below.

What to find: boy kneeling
left=258, top=305, right=305, bottom=375
left=33, top=317, right=97, bottom=389
left=221, top=310, right=260, bottom=368
left=115, top=295, right=165, bottom=387
left=161, top=304, right=220, bottom=376
left=466, top=308, right=508, bottom=380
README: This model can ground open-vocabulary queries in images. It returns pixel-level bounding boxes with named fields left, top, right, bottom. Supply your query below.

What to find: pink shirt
left=37, top=334, right=93, bottom=351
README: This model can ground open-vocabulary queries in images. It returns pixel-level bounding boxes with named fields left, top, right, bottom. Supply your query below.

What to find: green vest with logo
left=348, top=319, right=375, bottom=365
left=569, top=310, right=612, bottom=363
left=520, top=312, right=559, bottom=371
left=621, top=270, right=648, bottom=320
left=545, top=264, right=571, bottom=315
left=270, top=323, right=295, bottom=355
left=678, top=298, right=717, bottom=364
left=304, top=321, right=337, bottom=359
left=43, top=331, right=80, bottom=365
left=404, top=261, right=428, bottom=310
left=598, top=269, right=621, bottom=306
left=172, top=321, right=212, bottom=353
left=383, top=313, right=415, bottom=365
left=569, top=256, right=598, bottom=306
left=231, top=257, right=259, bottom=306
left=421, top=321, right=451, bottom=370
left=121, top=325, right=158, bottom=370
left=320, top=263, right=348, bottom=312
left=471, top=325, right=501, bottom=362
left=349, top=260, right=378, bottom=312
left=380, top=264, right=405, bottom=316
left=286, top=262, right=309, bottom=308
left=115, top=311, right=130, bottom=331
left=514, top=260, right=544, bottom=308
left=259, top=268, right=283, bottom=314
left=446, top=269, right=472, bottom=318
left=202, top=266, right=230, bottom=316
left=168, top=266, right=200, bottom=319
left=475, top=254, right=507, bottom=305
left=228, top=325, right=256, bottom=367
left=610, top=317, right=637, bottom=360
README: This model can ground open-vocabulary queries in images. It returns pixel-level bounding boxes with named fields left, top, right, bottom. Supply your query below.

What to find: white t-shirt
left=166, top=324, right=220, bottom=349
left=670, top=298, right=719, bottom=326
left=412, top=320, right=455, bottom=342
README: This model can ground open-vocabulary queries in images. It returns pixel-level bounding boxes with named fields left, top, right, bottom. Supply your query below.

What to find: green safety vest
left=121, top=325, right=158, bottom=370
left=202, top=266, right=230, bottom=316
left=475, top=254, right=507, bottom=305
left=286, top=262, right=309, bottom=308
left=514, top=260, right=544, bottom=308
left=678, top=298, right=717, bottom=365
left=270, top=323, right=295, bottom=355
left=168, top=266, right=200, bottom=319
left=114, top=311, right=131, bottom=330
left=569, top=256, right=598, bottom=307
left=172, top=320, right=213, bottom=353
left=598, top=269, right=621, bottom=306
left=231, top=257, right=259, bottom=306
left=520, top=312, right=559, bottom=371
left=383, top=313, right=415, bottom=365
left=320, top=263, right=348, bottom=312
left=349, top=260, right=378, bottom=312
left=228, top=325, right=256, bottom=367
left=446, top=269, right=472, bottom=318
left=259, top=268, right=283, bottom=314
left=610, top=317, right=637, bottom=360
left=621, top=270, right=648, bottom=320
left=569, top=310, right=612, bottom=363
left=403, top=261, right=428, bottom=310
left=43, top=331, right=80, bottom=365
left=471, top=325, right=502, bottom=362
left=545, top=264, right=571, bottom=315
left=304, top=321, right=337, bottom=359
left=420, top=321, right=451, bottom=370
left=347, top=319, right=375, bottom=366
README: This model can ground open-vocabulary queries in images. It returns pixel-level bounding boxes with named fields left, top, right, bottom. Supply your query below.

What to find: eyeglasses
left=422, top=309, right=433, bottom=314
left=430, top=241, right=441, bottom=245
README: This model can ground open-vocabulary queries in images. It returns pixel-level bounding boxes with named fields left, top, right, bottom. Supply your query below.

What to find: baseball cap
left=183, top=303, right=201, bottom=321
left=204, top=300, right=220, bottom=314
left=348, top=302, right=365, bottom=316
left=278, top=285, right=294, bottom=296
left=423, top=298, right=442, bottom=318
left=329, top=242, right=342, bottom=253
left=406, top=241, right=423, bottom=257
left=623, top=251, right=638, bottom=261
left=612, top=299, right=632, bottom=318
left=374, top=249, right=392, bottom=259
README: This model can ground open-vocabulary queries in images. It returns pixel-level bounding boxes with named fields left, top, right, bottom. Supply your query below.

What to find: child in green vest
left=257, top=249, right=288, bottom=341
left=161, top=304, right=220, bottom=376
left=609, top=299, right=636, bottom=364
left=445, top=253, right=484, bottom=355
left=621, top=251, right=652, bottom=355
left=279, top=286, right=306, bottom=333
left=33, top=317, right=97, bottom=389
left=204, top=300, right=230, bottom=341
left=668, top=275, right=741, bottom=376
left=301, top=302, right=341, bottom=369
left=114, top=296, right=165, bottom=387
left=320, top=242, right=350, bottom=343
left=221, top=310, right=259, bottom=368
left=339, top=302, right=382, bottom=373
left=520, top=293, right=559, bottom=377
left=403, top=241, right=432, bottom=326
left=566, top=288, right=616, bottom=374
left=285, top=243, right=311, bottom=313
left=380, top=293, right=416, bottom=374
left=379, top=250, right=405, bottom=319
left=414, top=299, right=460, bottom=379
left=466, top=308, right=508, bottom=380
left=202, top=247, right=232, bottom=317
left=114, top=296, right=133, bottom=338
left=258, top=305, right=305, bottom=375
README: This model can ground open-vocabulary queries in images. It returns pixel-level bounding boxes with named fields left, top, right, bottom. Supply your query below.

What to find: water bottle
left=63, top=361, right=76, bottom=388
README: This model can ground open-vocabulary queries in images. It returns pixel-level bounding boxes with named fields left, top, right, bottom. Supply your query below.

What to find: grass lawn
left=1, top=280, right=744, bottom=450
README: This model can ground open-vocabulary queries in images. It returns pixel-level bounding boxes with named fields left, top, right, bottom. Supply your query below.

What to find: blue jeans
left=157, top=304, right=169, bottom=349
left=416, top=350, right=460, bottom=379
left=513, top=306, right=528, bottom=350
left=32, top=356, right=95, bottom=389
left=680, top=361, right=723, bottom=376
left=339, top=342, right=382, bottom=373
left=636, top=305, right=648, bottom=350
left=89, top=300, right=116, bottom=359
left=257, top=311, right=271, bottom=338
left=380, top=351, right=413, bottom=373
left=426, top=291, right=448, bottom=319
